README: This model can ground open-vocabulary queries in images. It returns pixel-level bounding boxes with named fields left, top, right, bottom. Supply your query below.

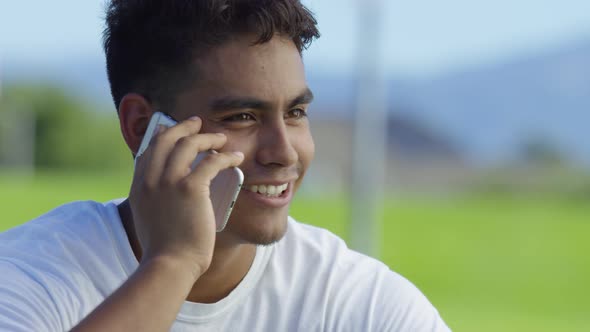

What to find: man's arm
left=72, top=255, right=198, bottom=332
left=73, top=115, right=243, bottom=331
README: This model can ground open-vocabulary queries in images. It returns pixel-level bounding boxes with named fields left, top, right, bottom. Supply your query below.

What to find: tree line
left=0, top=84, right=131, bottom=171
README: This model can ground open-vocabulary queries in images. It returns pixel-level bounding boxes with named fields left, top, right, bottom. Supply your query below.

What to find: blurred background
left=1, top=1, right=589, bottom=331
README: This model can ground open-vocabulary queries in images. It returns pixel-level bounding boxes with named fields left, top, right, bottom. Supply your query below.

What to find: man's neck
left=117, top=199, right=257, bottom=304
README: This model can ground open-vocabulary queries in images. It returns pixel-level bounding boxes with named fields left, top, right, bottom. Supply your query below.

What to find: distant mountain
left=395, top=39, right=590, bottom=166
left=308, top=39, right=590, bottom=166
left=2, top=38, right=589, bottom=166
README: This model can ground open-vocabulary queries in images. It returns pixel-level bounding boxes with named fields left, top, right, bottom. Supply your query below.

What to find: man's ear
left=118, top=93, right=154, bottom=156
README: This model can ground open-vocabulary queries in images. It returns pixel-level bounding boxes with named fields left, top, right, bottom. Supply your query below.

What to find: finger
left=184, top=151, right=244, bottom=186
left=143, top=117, right=202, bottom=184
left=162, top=132, right=229, bottom=181
left=162, top=116, right=203, bottom=140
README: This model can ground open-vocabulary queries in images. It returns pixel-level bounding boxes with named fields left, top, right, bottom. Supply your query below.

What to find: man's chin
left=242, top=226, right=288, bottom=246
left=224, top=213, right=290, bottom=246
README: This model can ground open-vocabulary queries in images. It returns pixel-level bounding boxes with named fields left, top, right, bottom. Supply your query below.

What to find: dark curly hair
left=102, top=0, right=320, bottom=112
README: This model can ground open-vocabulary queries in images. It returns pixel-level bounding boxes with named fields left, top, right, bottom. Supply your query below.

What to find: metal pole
left=350, top=0, right=387, bottom=257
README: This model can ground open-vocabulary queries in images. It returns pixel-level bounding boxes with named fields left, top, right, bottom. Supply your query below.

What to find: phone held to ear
left=135, top=112, right=244, bottom=232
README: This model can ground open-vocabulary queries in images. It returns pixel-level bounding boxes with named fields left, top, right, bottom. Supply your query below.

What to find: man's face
left=172, top=35, right=315, bottom=245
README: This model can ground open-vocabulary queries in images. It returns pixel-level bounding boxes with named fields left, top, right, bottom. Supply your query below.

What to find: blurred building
left=307, top=112, right=467, bottom=194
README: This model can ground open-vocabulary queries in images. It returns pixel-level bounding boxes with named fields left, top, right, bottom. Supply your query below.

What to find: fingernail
left=189, top=116, right=201, bottom=121
left=232, top=151, right=244, bottom=158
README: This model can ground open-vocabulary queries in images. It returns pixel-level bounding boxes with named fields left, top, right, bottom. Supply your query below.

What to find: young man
left=0, top=1, right=451, bottom=331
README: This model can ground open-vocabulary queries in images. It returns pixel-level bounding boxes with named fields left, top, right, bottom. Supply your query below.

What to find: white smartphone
left=135, top=112, right=244, bottom=232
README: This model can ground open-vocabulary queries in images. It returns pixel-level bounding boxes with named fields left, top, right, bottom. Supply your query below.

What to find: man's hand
left=72, top=116, right=243, bottom=332
left=130, top=115, right=244, bottom=279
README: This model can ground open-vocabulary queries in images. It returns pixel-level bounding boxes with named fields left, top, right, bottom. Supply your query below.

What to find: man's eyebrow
left=288, top=87, right=314, bottom=108
left=209, top=96, right=272, bottom=112
left=209, top=87, right=314, bottom=112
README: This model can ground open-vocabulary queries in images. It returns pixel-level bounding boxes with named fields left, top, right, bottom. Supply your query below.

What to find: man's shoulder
left=283, top=217, right=346, bottom=246
left=1, top=200, right=116, bottom=247
left=280, top=218, right=343, bottom=260
left=281, top=217, right=384, bottom=268
left=280, top=218, right=428, bottom=294
left=276, top=217, right=451, bottom=331
left=0, top=199, right=124, bottom=267
left=0, top=200, right=128, bottom=331
left=275, top=217, right=393, bottom=286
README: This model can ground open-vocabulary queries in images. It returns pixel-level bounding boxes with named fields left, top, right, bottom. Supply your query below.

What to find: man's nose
left=256, top=121, right=298, bottom=168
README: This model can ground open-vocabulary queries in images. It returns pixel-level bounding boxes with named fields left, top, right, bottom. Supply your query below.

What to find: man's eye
left=224, top=113, right=255, bottom=122
left=287, top=108, right=307, bottom=119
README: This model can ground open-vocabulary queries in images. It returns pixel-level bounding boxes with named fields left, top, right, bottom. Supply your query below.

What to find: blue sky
left=1, top=0, right=590, bottom=77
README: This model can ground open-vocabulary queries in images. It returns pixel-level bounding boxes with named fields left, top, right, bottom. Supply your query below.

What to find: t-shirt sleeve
left=370, top=269, right=452, bottom=332
left=0, top=261, right=64, bottom=331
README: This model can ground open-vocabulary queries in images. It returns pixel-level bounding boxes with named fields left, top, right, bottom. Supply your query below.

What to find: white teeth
left=267, top=186, right=277, bottom=195
left=245, top=183, right=288, bottom=197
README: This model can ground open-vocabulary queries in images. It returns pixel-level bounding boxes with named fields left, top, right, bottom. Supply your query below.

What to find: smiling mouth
left=243, top=183, right=289, bottom=198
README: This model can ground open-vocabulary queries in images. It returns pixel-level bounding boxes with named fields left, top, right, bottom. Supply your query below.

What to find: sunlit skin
left=117, top=34, right=315, bottom=303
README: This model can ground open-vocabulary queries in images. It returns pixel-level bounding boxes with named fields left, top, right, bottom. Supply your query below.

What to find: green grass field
left=1, top=170, right=589, bottom=331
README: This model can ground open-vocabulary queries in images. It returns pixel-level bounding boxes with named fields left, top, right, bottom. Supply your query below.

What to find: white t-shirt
left=0, top=200, right=451, bottom=331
